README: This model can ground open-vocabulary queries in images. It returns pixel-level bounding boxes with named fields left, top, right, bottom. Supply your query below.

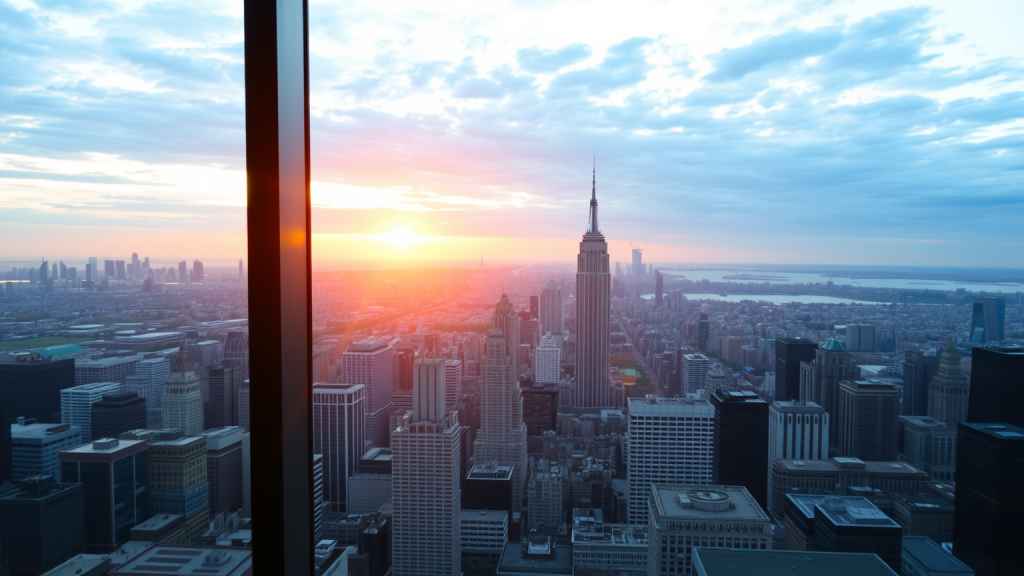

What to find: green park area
left=0, top=335, right=93, bottom=352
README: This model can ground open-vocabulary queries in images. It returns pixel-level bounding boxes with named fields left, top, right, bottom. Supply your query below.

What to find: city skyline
left=1, top=1, right=1023, bottom=266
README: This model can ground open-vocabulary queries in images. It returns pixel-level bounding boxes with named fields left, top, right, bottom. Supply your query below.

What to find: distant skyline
left=1, top=1, right=1022, bottom=266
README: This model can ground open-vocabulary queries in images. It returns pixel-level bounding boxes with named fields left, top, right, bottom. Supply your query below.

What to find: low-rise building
left=889, top=492, right=954, bottom=545
left=496, top=537, right=573, bottom=576
left=570, top=508, right=648, bottom=573
left=108, top=546, right=251, bottom=576
left=461, top=509, right=509, bottom=554
left=901, top=536, right=974, bottom=576
left=647, top=485, right=772, bottom=576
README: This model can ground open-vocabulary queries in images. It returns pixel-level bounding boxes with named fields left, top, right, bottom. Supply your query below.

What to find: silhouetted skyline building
left=90, top=391, right=146, bottom=440
left=902, top=350, right=940, bottom=417
left=954, top=422, right=1024, bottom=576
left=775, top=337, right=817, bottom=402
left=967, top=345, right=1024, bottom=429
left=711, top=390, right=769, bottom=509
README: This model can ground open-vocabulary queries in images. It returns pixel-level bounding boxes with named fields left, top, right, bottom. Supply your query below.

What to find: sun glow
left=383, top=227, right=418, bottom=248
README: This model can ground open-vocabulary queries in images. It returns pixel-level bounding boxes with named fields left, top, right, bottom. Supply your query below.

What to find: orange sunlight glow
left=382, top=227, right=418, bottom=248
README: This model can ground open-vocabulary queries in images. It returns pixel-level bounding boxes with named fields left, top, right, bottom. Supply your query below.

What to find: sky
left=1, top=0, right=1022, bottom=267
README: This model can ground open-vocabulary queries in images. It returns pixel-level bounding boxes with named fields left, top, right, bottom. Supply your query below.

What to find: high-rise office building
left=88, top=257, right=98, bottom=282
left=711, top=391, right=769, bottom=509
left=529, top=295, right=539, bottom=319
left=124, top=357, right=171, bottom=414
left=341, top=339, right=394, bottom=449
left=539, top=280, right=564, bottom=341
left=837, top=380, right=900, bottom=461
left=799, top=339, right=859, bottom=441
left=902, top=350, right=940, bottom=417
left=202, top=426, right=244, bottom=516
left=90, top=391, right=146, bottom=440
left=445, top=359, right=463, bottom=411
left=162, top=345, right=204, bottom=435
left=39, top=260, right=49, bottom=284
left=969, top=297, right=1005, bottom=344
left=648, top=484, right=772, bottom=576
left=238, top=257, right=244, bottom=279
left=10, top=419, right=82, bottom=482
left=0, top=353, right=76, bottom=423
left=60, top=382, right=123, bottom=441
left=899, top=415, right=956, bottom=481
left=312, top=383, right=365, bottom=512
left=115, top=260, right=126, bottom=280
left=574, top=169, right=612, bottom=408
left=207, top=360, right=243, bottom=428
left=0, top=475, right=85, bottom=576
left=60, top=438, right=148, bottom=552
left=681, top=353, right=709, bottom=395
left=631, top=247, right=642, bottom=282
left=627, top=397, right=714, bottom=524
left=178, top=261, right=187, bottom=282
left=534, top=333, right=561, bottom=384
left=474, top=325, right=528, bottom=515
left=59, top=260, right=67, bottom=279
left=846, top=324, right=877, bottom=352
left=131, top=252, right=139, bottom=278
left=775, top=338, right=817, bottom=402
left=312, top=453, right=324, bottom=541
left=654, top=270, right=663, bottom=306
left=391, top=354, right=462, bottom=576
left=697, top=312, right=710, bottom=351
left=142, top=433, right=210, bottom=542
left=967, top=345, right=1024, bottom=428
left=104, top=259, right=115, bottom=280
left=192, top=259, right=204, bottom=282
left=927, top=342, right=969, bottom=426
left=766, top=401, right=829, bottom=513
left=238, top=379, right=250, bottom=431
left=954, top=422, right=1024, bottom=576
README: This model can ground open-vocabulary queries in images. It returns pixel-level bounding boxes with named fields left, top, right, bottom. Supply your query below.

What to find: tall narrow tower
left=928, top=342, right=969, bottom=425
left=574, top=164, right=612, bottom=408
left=162, top=344, right=203, bottom=435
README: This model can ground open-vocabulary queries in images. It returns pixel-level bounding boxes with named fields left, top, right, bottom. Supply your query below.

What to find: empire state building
left=574, top=167, right=612, bottom=407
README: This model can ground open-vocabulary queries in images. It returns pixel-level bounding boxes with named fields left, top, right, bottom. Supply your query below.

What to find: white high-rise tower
left=391, top=355, right=462, bottom=576
left=574, top=164, right=612, bottom=407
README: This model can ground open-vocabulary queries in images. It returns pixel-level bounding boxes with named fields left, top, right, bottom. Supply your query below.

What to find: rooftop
left=891, top=492, right=954, bottom=512
left=37, top=554, right=111, bottom=576
left=900, top=415, right=950, bottom=428
left=775, top=458, right=925, bottom=476
left=692, top=548, right=897, bottom=576
left=628, top=396, right=714, bottom=416
left=462, top=509, right=510, bottom=523
left=75, top=355, right=144, bottom=367
left=651, top=485, right=768, bottom=522
left=496, top=541, right=573, bottom=575
left=814, top=497, right=899, bottom=528
left=11, top=420, right=79, bottom=439
left=961, top=422, right=1024, bottom=440
left=902, top=536, right=975, bottom=574
left=62, top=438, right=146, bottom=456
left=468, top=462, right=514, bottom=480
left=131, top=513, right=184, bottom=532
left=110, top=546, right=252, bottom=576
left=771, top=400, right=825, bottom=413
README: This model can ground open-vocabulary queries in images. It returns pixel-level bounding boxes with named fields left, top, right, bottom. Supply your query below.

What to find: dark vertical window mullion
left=244, top=0, right=314, bottom=573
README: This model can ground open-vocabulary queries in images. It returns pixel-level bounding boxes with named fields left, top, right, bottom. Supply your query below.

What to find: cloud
left=516, top=43, right=592, bottom=73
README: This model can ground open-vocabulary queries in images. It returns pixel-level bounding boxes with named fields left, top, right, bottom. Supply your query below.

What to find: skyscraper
left=312, top=383, right=365, bottom=512
left=799, top=339, right=859, bottom=441
left=207, top=360, right=243, bottom=428
left=88, top=257, right=98, bottom=282
left=131, top=252, right=139, bottom=278
left=627, top=396, right=715, bottom=524
left=391, top=355, right=462, bottom=576
left=954, top=422, right=1024, bottom=576
left=202, top=426, right=244, bottom=516
left=766, top=400, right=829, bottom=513
left=902, top=350, right=940, bottom=417
left=539, top=280, right=564, bottom=340
left=90, top=391, right=147, bottom=440
left=60, top=382, right=123, bottom=441
left=711, top=390, right=769, bottom=509
left=238, top=257, right=244, bottom=279
left=192, top=259, right=204, bottom=282
left=967, top=344, right=1024, bottom=428
left=445, top=359, right=463, bottom=411
left=223, top=331, right=250, bottom=380
left=162, top=345, right=204, bottom=435
left=534, top=333, right=561, bottom=384
left=115, top=260, right=126, bottom=281
left=697, top=312, right=710, bottom=351
left=178, top=261, right=187, bottom=282
left=654, top=270, right=663, bottom=306
left=969, top=297, right=1005, bottom=344
left=775, top=337, right=817, bottom=402
left=574, top=168, right=612, bottom=408
left=341, top=338, right=395, bottom=449
left=104, top=260, right=115, bottom=280
left=631, top=246, right=642, bottom=282
left=143, top=433, right=210, bottom=542
left=474, top=317, right=527, bottom=515
left=927, top=342, right=969, bottom=426
left=60, top=438, right=148, bottom=552
left=837, top=380, right=900, bottom=461
left=681, top=353, right=709, bottom=395
left=529, top=295, right=539, bottom=319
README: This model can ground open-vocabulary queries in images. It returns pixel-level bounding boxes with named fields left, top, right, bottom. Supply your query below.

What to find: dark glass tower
left=574, top=166, right=611, bottom=408
left=902, top=350, right=939, bottom=416
left=967, top=345, right=1024, bottom=428
left=969, top=297, right=1005, bottom=344
left=775, top=337, right=817, bottom=401
left=654, top=271, right=663, bottom=307
left=954, top=422, right=1024, bottom=576
left=90, top=391, right=147, bottom=440
left=711, top=390, right=770, bottom=509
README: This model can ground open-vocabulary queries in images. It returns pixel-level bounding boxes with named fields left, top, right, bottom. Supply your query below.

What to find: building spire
left=586, top=157, right=600, bottom=236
